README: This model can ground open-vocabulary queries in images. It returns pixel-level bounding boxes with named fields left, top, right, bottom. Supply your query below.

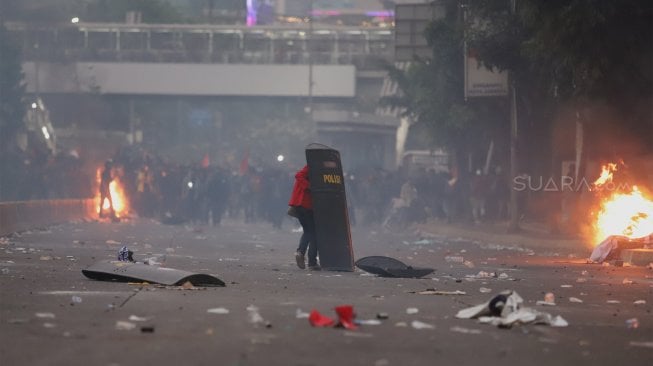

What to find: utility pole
left=307, top=0, right=314, bottom=122
left=507, top=0, right=520, bottom=232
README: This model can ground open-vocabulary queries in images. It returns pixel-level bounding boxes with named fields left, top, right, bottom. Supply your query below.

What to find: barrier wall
left=0, top=199, right=96, bottom=236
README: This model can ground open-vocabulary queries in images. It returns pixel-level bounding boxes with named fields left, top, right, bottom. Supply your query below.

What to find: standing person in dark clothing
left=288, top=165, right=320, bottom=270
left=99, top=160, right=115, bottom=218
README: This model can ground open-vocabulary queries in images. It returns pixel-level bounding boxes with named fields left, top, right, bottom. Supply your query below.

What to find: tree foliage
left=382, top=0, right=507, bottom=161
left=0, top=22, right=25, bottom=148
left=466, top=0, right=653, bottom=104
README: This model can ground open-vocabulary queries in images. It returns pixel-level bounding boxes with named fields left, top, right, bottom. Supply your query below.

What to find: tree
left=0, top=22, right=26, bottom=148
left=382, top=0, right=508, bottom=170
left=466, top=0, right=653, bottom=155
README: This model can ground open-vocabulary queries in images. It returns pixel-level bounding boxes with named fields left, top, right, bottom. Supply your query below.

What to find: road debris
left=569, top=297, right=583, bottom=303
left=207, top=307, right=230, bottom=315
left=410, top=320, right=434, bottom=330
left=633, top=300, right=646, bottom=305
left=479, top=287, right=492, bottom=293
left=415, top=289, right=466, bottom=296
left=115, top=321, right=136, bottom=330
left=455, top=291, right=568, bottom=328
left=128, top=315, right=150, bottom=322
left=406, top=307, right=419, bottom=315
left=246, top=305, right=270, bottom=328
left=35, top=312, right=56, bottom=319
left=450, top=326, right=482, bottom=334
left=308, top=309, right=335, bottom=327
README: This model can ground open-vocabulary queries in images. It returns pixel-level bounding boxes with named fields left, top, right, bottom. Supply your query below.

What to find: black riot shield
left=305, top=143, right=354, bottom=271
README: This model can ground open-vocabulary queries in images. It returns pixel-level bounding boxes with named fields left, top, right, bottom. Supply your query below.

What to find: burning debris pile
left=588, top=163, right=653, bottom=264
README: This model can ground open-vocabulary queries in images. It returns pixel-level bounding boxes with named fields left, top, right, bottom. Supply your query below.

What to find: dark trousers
left=295, top=206, right=318, bottom=266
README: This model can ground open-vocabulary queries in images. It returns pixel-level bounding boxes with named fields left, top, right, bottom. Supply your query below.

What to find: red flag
left=201, top=153, right=210, bottom=168
left=239, top=149, right=249, bottom=176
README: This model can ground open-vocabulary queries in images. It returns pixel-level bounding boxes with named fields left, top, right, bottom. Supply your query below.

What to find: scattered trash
left=43, top=323, right=56, bottom=328
left=39, top=256, right=53, bottom=261
left=450, top=326, right=482, bottom=334
left=606, top=300, right=621, bottom=304
left=622, top=278, right=634, bottom=285
left=569, top=297, right=583, bottom=303
left=498, top=273, right=509, bottom=280
left=105, top=240, right=121, bottom=245
left=625, top=318, right=639, bottom=329
left=115, top=321, right=136, bottom=330
left=410, top=320, right=434, bottom=330
left=376, top=312, right=389, bottom=320
left=560, top=284, right=573, bottom=288
left=474, top=271, right=495, bottom=278
left=416, top=289, right=466, bottom=296
left=140, top=326, right=155, bottom=333
left=445, top=256, right=464, bottom=263
left=165, top=248, right=175, bottom=254
left=128, top=315, right=150, bottom=322
left=35, top=312, right=55, bottom=319
left=355, top=256, right=434, bottom=278
left=394, top=322, right=408, bottom=327
left=479, top=287, right=492, bottom=293
left=535, top=292, right=556, bottom=306
left=411, top=239, right=434, bottom=245
left=246, top=305, right=268, bottom=327
left=71, top=296, right=82, bottom=304
left=117, top=246, right=134, bottom=262
left=633, top=300, right=646, bottom=305
left=1, top=268, right=9, bottom=275
left=334, top=305, right=357, bottom=330
left=406, top=307, right=419, bottom=315
left=463, top=261, right=475, bottom=268
left=356, top=319, right=382, bottom=326
left=581, top=270, right=589, bottom=276
left=295, top=309, right=309, bottom=319
left=309, top=310, right=335, bottom=327
left=207, top=307, right=230, bottom=315
left=455, top=291, right=568, bottom=328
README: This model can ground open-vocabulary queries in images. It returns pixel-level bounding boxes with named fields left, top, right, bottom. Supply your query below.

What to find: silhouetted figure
left=99, top=160, right=116, bottom=218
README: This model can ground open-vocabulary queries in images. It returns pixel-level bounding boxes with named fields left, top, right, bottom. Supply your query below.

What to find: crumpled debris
left=455, top=291, right=568, bottom=328
left=308, top=305, right=361, bottom=330
left=410, top=320, right=435, bottom=330
left=117, top=246, right=134, bottom=262
left=309, top=310, right=335, bottom=327
left=246, top=305, right=270, bottom=328
left=536, top=292, right=556, bottom=306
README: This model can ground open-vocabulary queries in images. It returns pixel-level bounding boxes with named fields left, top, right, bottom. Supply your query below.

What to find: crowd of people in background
left=1, top=144, right=521, bottom=230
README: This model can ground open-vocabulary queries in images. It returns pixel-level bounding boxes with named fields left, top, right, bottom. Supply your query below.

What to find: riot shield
left=305, top=143, right=354, bottom=271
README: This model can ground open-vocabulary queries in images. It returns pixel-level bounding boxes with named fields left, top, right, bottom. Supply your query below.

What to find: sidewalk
left=413, top=219, right=590, bottom=255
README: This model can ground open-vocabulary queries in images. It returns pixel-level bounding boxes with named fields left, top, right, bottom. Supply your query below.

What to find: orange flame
left=96, top=168, right=129, bottom=218
left=593, top=163, right=617, bottom=187
left=591, top=163, right=653, bottom=245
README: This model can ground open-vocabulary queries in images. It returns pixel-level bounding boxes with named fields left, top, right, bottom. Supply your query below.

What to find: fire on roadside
left=95, top=167, right=129, bottom=218
left=589, top=163, right=653, bottom=245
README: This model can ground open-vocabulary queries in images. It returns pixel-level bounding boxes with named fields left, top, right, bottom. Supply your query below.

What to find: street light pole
left=507, top=0, right=520, bottom=232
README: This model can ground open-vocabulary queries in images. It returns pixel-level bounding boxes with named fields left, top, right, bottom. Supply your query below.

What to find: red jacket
left=288, top=165, right=312, bottom=209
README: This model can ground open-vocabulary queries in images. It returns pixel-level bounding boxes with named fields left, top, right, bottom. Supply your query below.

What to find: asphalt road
left=0, top=217, right=651, bottom=366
